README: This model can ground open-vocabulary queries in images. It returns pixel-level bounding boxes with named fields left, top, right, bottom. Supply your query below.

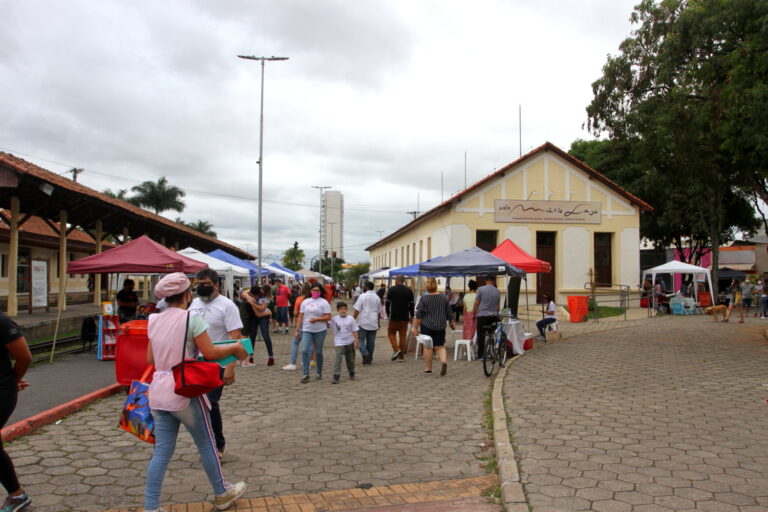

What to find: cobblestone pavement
left=8, top=329, right=496, bottom=512
left=504, top=314, right=768, bottom=511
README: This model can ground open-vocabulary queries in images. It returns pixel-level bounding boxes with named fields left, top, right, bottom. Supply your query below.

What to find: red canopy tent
left=67, top=235, right=207, bottom=274
left=491, top=239, right=551, bottom=273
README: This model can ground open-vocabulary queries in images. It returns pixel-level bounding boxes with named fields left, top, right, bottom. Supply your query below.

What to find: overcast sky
left=1, top=0, right=639, bottom=264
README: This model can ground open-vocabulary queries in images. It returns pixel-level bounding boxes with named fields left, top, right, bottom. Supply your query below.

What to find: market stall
left=641, top=260, right=714, bottom=312
left=66, top=235, right=208, bottom=383
left=178, top=247, right=250, bottom=299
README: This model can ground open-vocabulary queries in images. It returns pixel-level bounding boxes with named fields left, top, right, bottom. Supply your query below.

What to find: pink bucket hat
left=154, top=272, right=190, bottom=299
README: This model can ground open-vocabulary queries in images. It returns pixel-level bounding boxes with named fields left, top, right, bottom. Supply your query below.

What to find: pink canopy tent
left=67, top=235, right=207, bottom=274
left=491, top=239, right=551, bottom=273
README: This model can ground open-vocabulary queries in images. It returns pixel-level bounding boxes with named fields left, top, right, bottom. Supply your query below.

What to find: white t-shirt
left=300, top=297, right=331, bottom=333
left=545, top=301, right=557, bottom=320
left=330, top=315, right=359, bottom=346
left=189, top=295, right=243, bottom=342
left=354, top=291, right=382, bottom=330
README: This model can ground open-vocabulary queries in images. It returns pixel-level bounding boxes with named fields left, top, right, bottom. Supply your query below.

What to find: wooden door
left=536, top=232, right=556, bottom=303
left=594, top=233, right=612, bottom=286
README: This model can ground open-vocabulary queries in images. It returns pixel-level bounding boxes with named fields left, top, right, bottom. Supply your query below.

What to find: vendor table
left=502, top=319, right=528, bottom=355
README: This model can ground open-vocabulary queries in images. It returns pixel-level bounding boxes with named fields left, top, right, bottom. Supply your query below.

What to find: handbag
left=118, top=365, right=156, bottom=444
left=172, top=312, right=223, bottom=397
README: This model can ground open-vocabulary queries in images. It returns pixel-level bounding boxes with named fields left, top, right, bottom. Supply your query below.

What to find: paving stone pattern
left=505, top=315, right=768, bottom=511
left=8, top=330, right=493, bottom=511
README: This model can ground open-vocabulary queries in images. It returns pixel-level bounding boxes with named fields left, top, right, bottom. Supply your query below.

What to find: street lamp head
left=237, top=55, right=290, bottom=61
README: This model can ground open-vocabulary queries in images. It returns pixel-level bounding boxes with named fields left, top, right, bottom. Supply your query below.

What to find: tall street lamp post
left=311, top=185, right=331, bottom=278
left=328, top=221, right=337, bottom=282
left=238, top=54, right=289, bottom=284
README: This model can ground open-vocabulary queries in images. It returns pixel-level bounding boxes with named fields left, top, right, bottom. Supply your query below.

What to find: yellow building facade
left=366, top=143, right=652, bottom=304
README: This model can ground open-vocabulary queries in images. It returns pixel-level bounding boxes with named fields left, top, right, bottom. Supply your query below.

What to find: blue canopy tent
left=269, top=262, right=303, bottom=281
left=419, top=247, right=527, bottom=319
left=208, top=249, right=266, bottom=284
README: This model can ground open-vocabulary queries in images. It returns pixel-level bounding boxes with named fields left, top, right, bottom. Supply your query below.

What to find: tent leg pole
left=49, top=277, right=67, bottom=365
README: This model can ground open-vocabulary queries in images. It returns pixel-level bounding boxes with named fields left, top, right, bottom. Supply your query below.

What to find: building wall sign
left=494, top=199, right=602, bottom=224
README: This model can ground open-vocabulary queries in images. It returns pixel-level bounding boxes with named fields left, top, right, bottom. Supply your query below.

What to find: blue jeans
left=358, top=328, right=377, bottom=359
left=301, top=330, right=327, bottom=376
left=762, top=296, right=768, bottom=317
left=249, top=316, right=273, bottom=357
left=536, top=317, right=557, bottom=337
left=145, top=397, right=226, bottom=510
left=290, top=331, right=301, bottom=365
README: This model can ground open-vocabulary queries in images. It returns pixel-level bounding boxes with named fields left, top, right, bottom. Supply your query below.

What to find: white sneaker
left=241, top=358, right=255, bottom=368
left=214, top=481, right=247, bottom=510
left=282, top=364, right=297, bottom=371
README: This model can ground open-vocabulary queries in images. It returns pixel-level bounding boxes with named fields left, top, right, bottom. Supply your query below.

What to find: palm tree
left=282, top=241, right=305, bottom=271
left=186, top=220, right=217, bottom=238
left=102, top=188, right=141, bottom=206
left=131, top=177, right=186, bottom=214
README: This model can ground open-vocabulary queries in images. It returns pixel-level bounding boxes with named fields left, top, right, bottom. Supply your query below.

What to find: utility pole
left=312, top=185, right=331, bottom=277
left=238, top=54, right=289, bottom=284
left=328, top=221, right=337, bottom=282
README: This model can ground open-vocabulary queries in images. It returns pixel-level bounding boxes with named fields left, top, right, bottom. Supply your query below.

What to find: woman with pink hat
left=143, top=272, right=248, bottom=512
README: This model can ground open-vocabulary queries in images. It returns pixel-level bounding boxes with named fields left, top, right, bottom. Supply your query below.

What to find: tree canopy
left=174, top=218, right=217, bottom=237
left=282, top=242, right=305, bottom=271
left=585, top=0, right=767, bottom=292
left=131, top=177, right=186, bottom=214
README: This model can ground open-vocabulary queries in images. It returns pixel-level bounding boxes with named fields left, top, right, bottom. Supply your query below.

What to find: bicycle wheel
left=483, top=332, right=497, bottom=377
left=498, top=340, right=508, bottom=367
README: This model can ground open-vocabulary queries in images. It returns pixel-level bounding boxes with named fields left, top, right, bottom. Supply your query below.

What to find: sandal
left=424, top=370, right=432, bottom=374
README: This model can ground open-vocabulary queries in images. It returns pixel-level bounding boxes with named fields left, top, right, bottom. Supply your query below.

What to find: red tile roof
left=0, top=152, right=251, bottom=258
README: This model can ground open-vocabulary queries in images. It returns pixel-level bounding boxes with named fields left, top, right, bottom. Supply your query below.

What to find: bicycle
left=482, top=320, right=509, bottom=377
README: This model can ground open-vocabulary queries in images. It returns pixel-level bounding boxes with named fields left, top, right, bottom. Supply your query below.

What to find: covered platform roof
left=0, top=152, right=251, bottom=259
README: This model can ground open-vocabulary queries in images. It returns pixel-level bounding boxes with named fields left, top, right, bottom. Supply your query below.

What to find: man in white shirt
left=189, top=268, right=243, bottom=460
left=353, top=281, right=381, bottom=365
left=536, top=294, right=557, bottom=341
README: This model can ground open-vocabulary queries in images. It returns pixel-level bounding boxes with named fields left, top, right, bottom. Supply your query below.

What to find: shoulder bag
left=172, top=312, right=223, bottom=397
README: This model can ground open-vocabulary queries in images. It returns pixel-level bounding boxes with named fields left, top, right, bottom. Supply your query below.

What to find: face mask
left=196, top=284, right=214, bottom=298
left=311, top=291, right=321, bottom=299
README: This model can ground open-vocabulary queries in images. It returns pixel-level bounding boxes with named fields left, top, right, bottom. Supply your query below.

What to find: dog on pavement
left=704, top=305, right=728, bottom=322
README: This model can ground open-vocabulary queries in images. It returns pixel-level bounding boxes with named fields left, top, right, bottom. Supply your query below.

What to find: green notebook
left=202, top=338, right=254, bottom=367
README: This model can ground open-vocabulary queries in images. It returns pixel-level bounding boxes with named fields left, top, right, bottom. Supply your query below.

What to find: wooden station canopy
left=0, top=151, right=252, bottom=316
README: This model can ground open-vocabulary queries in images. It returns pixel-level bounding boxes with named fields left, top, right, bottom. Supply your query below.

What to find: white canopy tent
left=178, top=247, right=250, bottom=299
left=641, top=260, right=713, bottom=308
left=260, top=262, right=298, bottom=281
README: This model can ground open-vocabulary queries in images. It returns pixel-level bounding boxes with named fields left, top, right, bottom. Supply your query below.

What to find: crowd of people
left=2, top=270, right=508, bottom=512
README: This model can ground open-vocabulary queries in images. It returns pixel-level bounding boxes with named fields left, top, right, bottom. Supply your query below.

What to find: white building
left=321, top=190, right=344, bottom=259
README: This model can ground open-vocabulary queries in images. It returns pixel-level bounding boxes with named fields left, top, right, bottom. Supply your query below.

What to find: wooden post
left=93, top=220, right=102, bottom=305
left=7, top=197, right=19, bottom=317
left=59, top=210, right=68, bottom=311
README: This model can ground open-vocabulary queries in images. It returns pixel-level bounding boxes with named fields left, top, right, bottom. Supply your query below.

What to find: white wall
left=619, top=227, right=641, bottom=287
left=504, top=226, right=533, bottom=254
left=562, top=227, right=589, bottom=289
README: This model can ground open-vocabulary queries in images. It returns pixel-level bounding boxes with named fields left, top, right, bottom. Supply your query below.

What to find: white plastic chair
left=547, top=321, right=559, bottom=332
left=415, top=334, right=433, bottom=359
left=454, top=338, right=474, bottom=361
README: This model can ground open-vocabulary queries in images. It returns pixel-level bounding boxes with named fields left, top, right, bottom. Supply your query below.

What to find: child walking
left=330, top=302, right=359, bottom=384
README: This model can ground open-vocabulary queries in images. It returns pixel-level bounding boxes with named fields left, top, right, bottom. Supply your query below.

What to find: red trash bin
left=567, top=296, right=589, bottom=323
left=115, top=320, right=150, bottom=386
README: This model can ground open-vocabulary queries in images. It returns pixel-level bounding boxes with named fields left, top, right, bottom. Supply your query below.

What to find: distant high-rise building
left=321, top=190, right=343, bottom=259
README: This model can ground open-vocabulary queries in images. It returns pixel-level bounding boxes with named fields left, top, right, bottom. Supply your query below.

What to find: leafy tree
left=131, top=177, right=186, bottom=214
left=282, top=242, right=305, bottom=271
left=339, top=263, right=370, bottom=289
left=311, top=256, right=346, bottom=278
left=584, top=0, right=766, bottom=294
left=570, top=139, right=758, bottom=272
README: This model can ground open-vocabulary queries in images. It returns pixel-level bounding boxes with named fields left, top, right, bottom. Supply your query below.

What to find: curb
left=491, top=360, right=528, bottom=511
left=1, top=382, right=123, bottom=442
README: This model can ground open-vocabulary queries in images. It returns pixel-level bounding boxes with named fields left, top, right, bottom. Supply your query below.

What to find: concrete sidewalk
left=8, top=352, right=116, bottom=426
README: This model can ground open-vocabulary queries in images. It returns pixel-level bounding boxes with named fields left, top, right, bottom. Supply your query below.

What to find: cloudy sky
left=1, top=0, right=639, bottom=264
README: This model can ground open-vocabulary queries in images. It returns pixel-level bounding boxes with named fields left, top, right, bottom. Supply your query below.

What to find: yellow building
left=366, top=143, right=652, bottom=304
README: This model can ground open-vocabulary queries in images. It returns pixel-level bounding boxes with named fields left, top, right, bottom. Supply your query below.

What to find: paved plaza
left=504, top=315, right=768, bottom=511
left=7, top=331, right=496, bottom=512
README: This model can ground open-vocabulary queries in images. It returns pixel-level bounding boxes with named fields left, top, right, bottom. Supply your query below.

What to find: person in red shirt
left=325, top=283, right=334, bottom=303
left=274, top=279, right=292, bottom=334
